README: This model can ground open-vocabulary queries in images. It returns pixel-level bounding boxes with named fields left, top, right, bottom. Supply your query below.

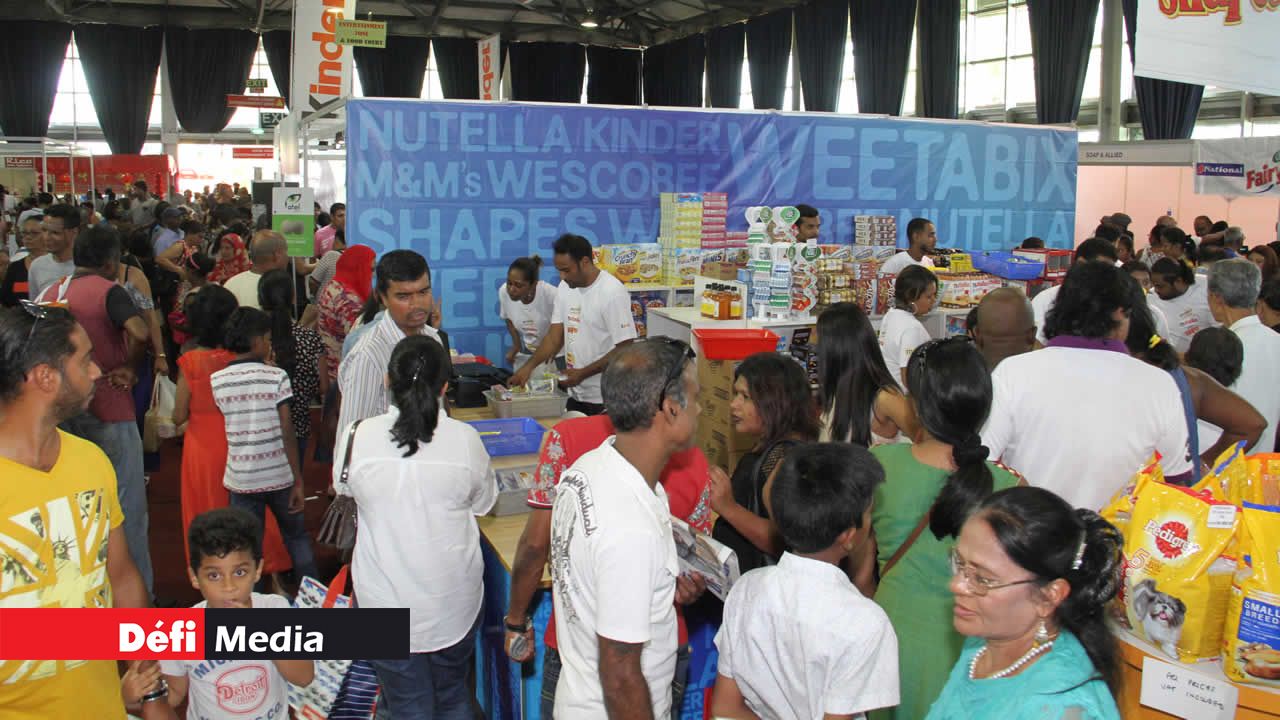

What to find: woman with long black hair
left=259, top=269, right=326, bottom=463
left=816, top=302, right=920, bottom=446
left=867, top=338, right=1023, bottom=720
left=333, top=335, right=496, bottom=718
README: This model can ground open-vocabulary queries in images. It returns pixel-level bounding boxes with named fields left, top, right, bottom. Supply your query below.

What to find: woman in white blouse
left=878, top=264, right=939, bottom=388
left=332, top=334, right=496, bottom=718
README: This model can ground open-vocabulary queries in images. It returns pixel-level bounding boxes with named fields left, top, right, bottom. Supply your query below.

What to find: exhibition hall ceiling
left=15, top=0, right=793, bottom=45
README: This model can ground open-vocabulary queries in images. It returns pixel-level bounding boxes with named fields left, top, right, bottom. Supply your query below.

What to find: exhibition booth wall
left=345, top=99, right=1078, bottom=359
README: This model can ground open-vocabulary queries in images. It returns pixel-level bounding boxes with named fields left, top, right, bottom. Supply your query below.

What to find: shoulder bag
left=317, top=419, right=363, bottom=551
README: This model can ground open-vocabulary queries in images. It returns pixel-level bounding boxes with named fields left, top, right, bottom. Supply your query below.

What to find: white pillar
left=1099, top=0, right=1124, bottom=141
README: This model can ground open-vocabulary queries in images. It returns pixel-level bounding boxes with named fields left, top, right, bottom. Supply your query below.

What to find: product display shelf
left=1114, top=627, right=1280, bottom=719
left=646, top=306, right=971, bottom=348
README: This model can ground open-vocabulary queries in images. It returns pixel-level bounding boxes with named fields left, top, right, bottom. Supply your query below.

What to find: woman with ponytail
left=867, top=337, right=1022, bottom=720
left=333, top=335, right=496, bottom=717
left=259, top=269, right=326, bottom=463
left=925, top=486, right=1123, bottom=720
left=1122, top=275, right=1265, bottom=479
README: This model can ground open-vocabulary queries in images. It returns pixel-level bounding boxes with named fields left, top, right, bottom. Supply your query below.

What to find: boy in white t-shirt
left=210, top=307, right=319, bottom=582
left=878, top=265, right=939, bottom=388
left=712, top=443, right=899, bottom=720
left=157, top=508, right=314, bottom=719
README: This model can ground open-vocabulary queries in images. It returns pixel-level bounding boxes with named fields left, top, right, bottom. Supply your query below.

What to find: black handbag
left=317, top=419, right=362, bottom=551
left=449, top=362, right=513, bottom=408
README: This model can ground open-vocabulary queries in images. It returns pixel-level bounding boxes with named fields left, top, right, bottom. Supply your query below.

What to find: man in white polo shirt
left=983, top=262, right=1193, bottom=510
left=550, top=339, right=700, bottom=719
left=509, top=233, right=637, bottom=415
left=878, top=217, right=936, bottom=277
left=1208, top=259, right=1280, bottom=453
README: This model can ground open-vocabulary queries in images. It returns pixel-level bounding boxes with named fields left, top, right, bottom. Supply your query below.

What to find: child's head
left=223, top=307, right=273, bottom=359
left=186, top=252, right=215, bottom=284
left=769, top=443, right=885, bottom=557
left=187, top=507, right=263, bottom=609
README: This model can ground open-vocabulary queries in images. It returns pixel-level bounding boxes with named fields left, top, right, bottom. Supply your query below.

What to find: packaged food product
left=1224, top=502, right=1280, bottom=684
left=1193, top=441, right=1250, bottom=505
left=1100, top=454, right=1164, bottom=536
left=1246, top=455, right=1280, bottom=507
left=1122, top=482, right=1240, bottom=662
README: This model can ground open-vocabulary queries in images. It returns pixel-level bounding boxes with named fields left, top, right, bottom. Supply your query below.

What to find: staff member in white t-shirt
left=509, top=234, right=637, bottom=416
left=549, top=339, right=701, bottom=719
left=1149, top=256, right=1217, bottom=354
left=498, top=254, right=561, bottom=371
left=878, top=217, right=937, bottom=277
left=878, top=265, right=939, bottom=388
left=1032, top=238, right=1119, bottom=346
left=982, top=262, right=1194, bottom=510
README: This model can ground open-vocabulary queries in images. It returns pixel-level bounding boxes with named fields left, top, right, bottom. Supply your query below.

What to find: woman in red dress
left=173, top=285, right=291, bottom=572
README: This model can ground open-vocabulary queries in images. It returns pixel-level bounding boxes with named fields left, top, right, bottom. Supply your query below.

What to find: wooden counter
left=452, top=403, right=562, bottom=589
left=1116, top=629, right=1280, bottom=718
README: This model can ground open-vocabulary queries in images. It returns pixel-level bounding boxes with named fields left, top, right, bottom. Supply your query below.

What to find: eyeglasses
left=948, top=548, right=1040, bottom=597
left=20, top=299, right=53, bottom=344
left=651, top=336, right=695, bottom=410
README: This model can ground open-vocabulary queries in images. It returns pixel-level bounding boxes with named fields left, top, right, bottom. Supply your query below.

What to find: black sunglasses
left=650, top=336, right=695, bottom=410
left=20, top=300, right=53, bottom=344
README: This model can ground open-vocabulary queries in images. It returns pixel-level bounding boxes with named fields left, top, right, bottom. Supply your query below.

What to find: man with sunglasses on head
left=545, top=339, right=707, bottom=720
left=0, top=303, right=149, bottom=720
left=505, top=336, right=712, bottom=719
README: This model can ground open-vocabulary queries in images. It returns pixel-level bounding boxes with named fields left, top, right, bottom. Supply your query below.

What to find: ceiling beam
left=425, top=0, right=452, bottom=35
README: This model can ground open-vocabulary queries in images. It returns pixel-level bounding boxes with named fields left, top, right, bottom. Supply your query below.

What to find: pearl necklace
left=968, top=640, right=1054, bottom=680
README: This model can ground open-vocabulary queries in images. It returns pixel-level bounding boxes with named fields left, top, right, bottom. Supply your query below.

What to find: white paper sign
left=478, top=34, right=501, bottom=101
left=1140, top=656, right=1238, bottom=720
left=1135, top=0, right=1280, bottom=97
left=1194, top=137, right=1280, bottom=197
left=291, top=0, right=357, bottom=115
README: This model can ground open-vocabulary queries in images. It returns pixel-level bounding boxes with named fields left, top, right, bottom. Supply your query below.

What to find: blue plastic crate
left=466, top=417, right=546, bottom=457
left=972, top=251, right=1045, bottom=281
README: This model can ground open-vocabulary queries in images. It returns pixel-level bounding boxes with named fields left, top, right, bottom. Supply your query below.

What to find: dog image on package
left=1224, top=502, right=1280, bottom=685
left=1121, top=482, right=1238, bottom=662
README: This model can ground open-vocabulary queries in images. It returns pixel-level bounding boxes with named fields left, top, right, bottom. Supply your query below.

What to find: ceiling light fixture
left=580, top=12, right=599, bottom=28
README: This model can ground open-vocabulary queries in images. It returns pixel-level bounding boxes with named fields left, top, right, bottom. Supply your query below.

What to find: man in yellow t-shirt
left=0, top=303, right=149, bottom=719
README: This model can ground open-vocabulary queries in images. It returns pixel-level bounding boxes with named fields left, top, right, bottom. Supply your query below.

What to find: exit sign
left=246, top=78, right=268, bottom=90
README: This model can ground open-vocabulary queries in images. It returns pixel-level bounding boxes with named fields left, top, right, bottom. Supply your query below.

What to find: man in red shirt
left=505, top=378, right=711, bottom=718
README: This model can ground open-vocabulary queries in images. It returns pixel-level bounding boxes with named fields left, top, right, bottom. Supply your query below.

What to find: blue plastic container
left=971, top=251, right=1045, bottom=281
left=466, top=417, right=546, bottom=457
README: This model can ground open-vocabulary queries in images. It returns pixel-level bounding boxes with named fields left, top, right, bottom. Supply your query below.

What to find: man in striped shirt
left=337, top=250, right=442, bottom=443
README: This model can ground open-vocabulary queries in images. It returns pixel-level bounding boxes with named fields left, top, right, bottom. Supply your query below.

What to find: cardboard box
left=697, top=357, right=742, bottom=396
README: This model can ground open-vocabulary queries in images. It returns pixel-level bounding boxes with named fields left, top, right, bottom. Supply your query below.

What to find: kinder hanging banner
left=1136, top=1, right=1280, bottom=96
left=346, top=99, right=1077, bottom=357
left=1194, top=136, right=1280, bottom=196
left=291, top=0, right=357, bottom=114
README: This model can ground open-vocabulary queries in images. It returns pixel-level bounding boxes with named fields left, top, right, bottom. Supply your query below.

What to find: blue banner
left=347, top=99, right=1078, bottom=357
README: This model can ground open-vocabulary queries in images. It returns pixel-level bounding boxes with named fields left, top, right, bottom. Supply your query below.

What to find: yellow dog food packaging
left=1122, top=482, right=1239, bottom=662
left=1101, top=454, right=1163, bottom=536
left=1193, top=441, right=1251, bottom=506
left=1223, top=502, right=1280, bottom=685
left=1245, top=454, right=1280, bottom=507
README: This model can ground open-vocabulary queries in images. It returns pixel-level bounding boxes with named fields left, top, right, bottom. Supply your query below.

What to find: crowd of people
left=2, top=185, right=1280, bottom=720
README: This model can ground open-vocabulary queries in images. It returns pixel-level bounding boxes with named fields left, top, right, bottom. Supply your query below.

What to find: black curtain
left=165, top=27, right=259, bottom=134
left=355, top=36, right=431, bottom=98
left=747, top=10, right=792, bottom=110
left=0, top=21, right=72, bottom=137
left=1123, top=0, right=1203, bottom=139
left=794, top=0, right=848, bottom=112
left=917, top=0, right=959, bottom=119
left=1026, top=0, right=1099, bottom=124
left=587, top=46, right=642, bottom=105
left=509, top=42, right=586, bottom=103
left=75, top=25, right=162, bottom=154
left=643, top=35, right=705, bottom=107
left=706, top=24, right=745, bottom=109
left=850, top=0, right=917, bottom=115
left=262, top=30, right=292, bottom=108
left=433, top=37, right=480, bottom=100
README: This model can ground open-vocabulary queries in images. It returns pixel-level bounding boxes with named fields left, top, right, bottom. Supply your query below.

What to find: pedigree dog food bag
left=1193, top=441, right=1250, bottom=506
left=1101, top=455, right=1163, bottom=536
left=1123, top=483, right=1239, bottom=662
left=1224, top=502, right=1280, bottom=685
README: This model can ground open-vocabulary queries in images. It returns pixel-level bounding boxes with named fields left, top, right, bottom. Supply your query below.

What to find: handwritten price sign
left=1140, top=657, right=1238, bottom=720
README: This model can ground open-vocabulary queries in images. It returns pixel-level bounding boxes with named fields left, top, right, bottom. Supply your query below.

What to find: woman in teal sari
left=925, top=487, right=1123, bottom=720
